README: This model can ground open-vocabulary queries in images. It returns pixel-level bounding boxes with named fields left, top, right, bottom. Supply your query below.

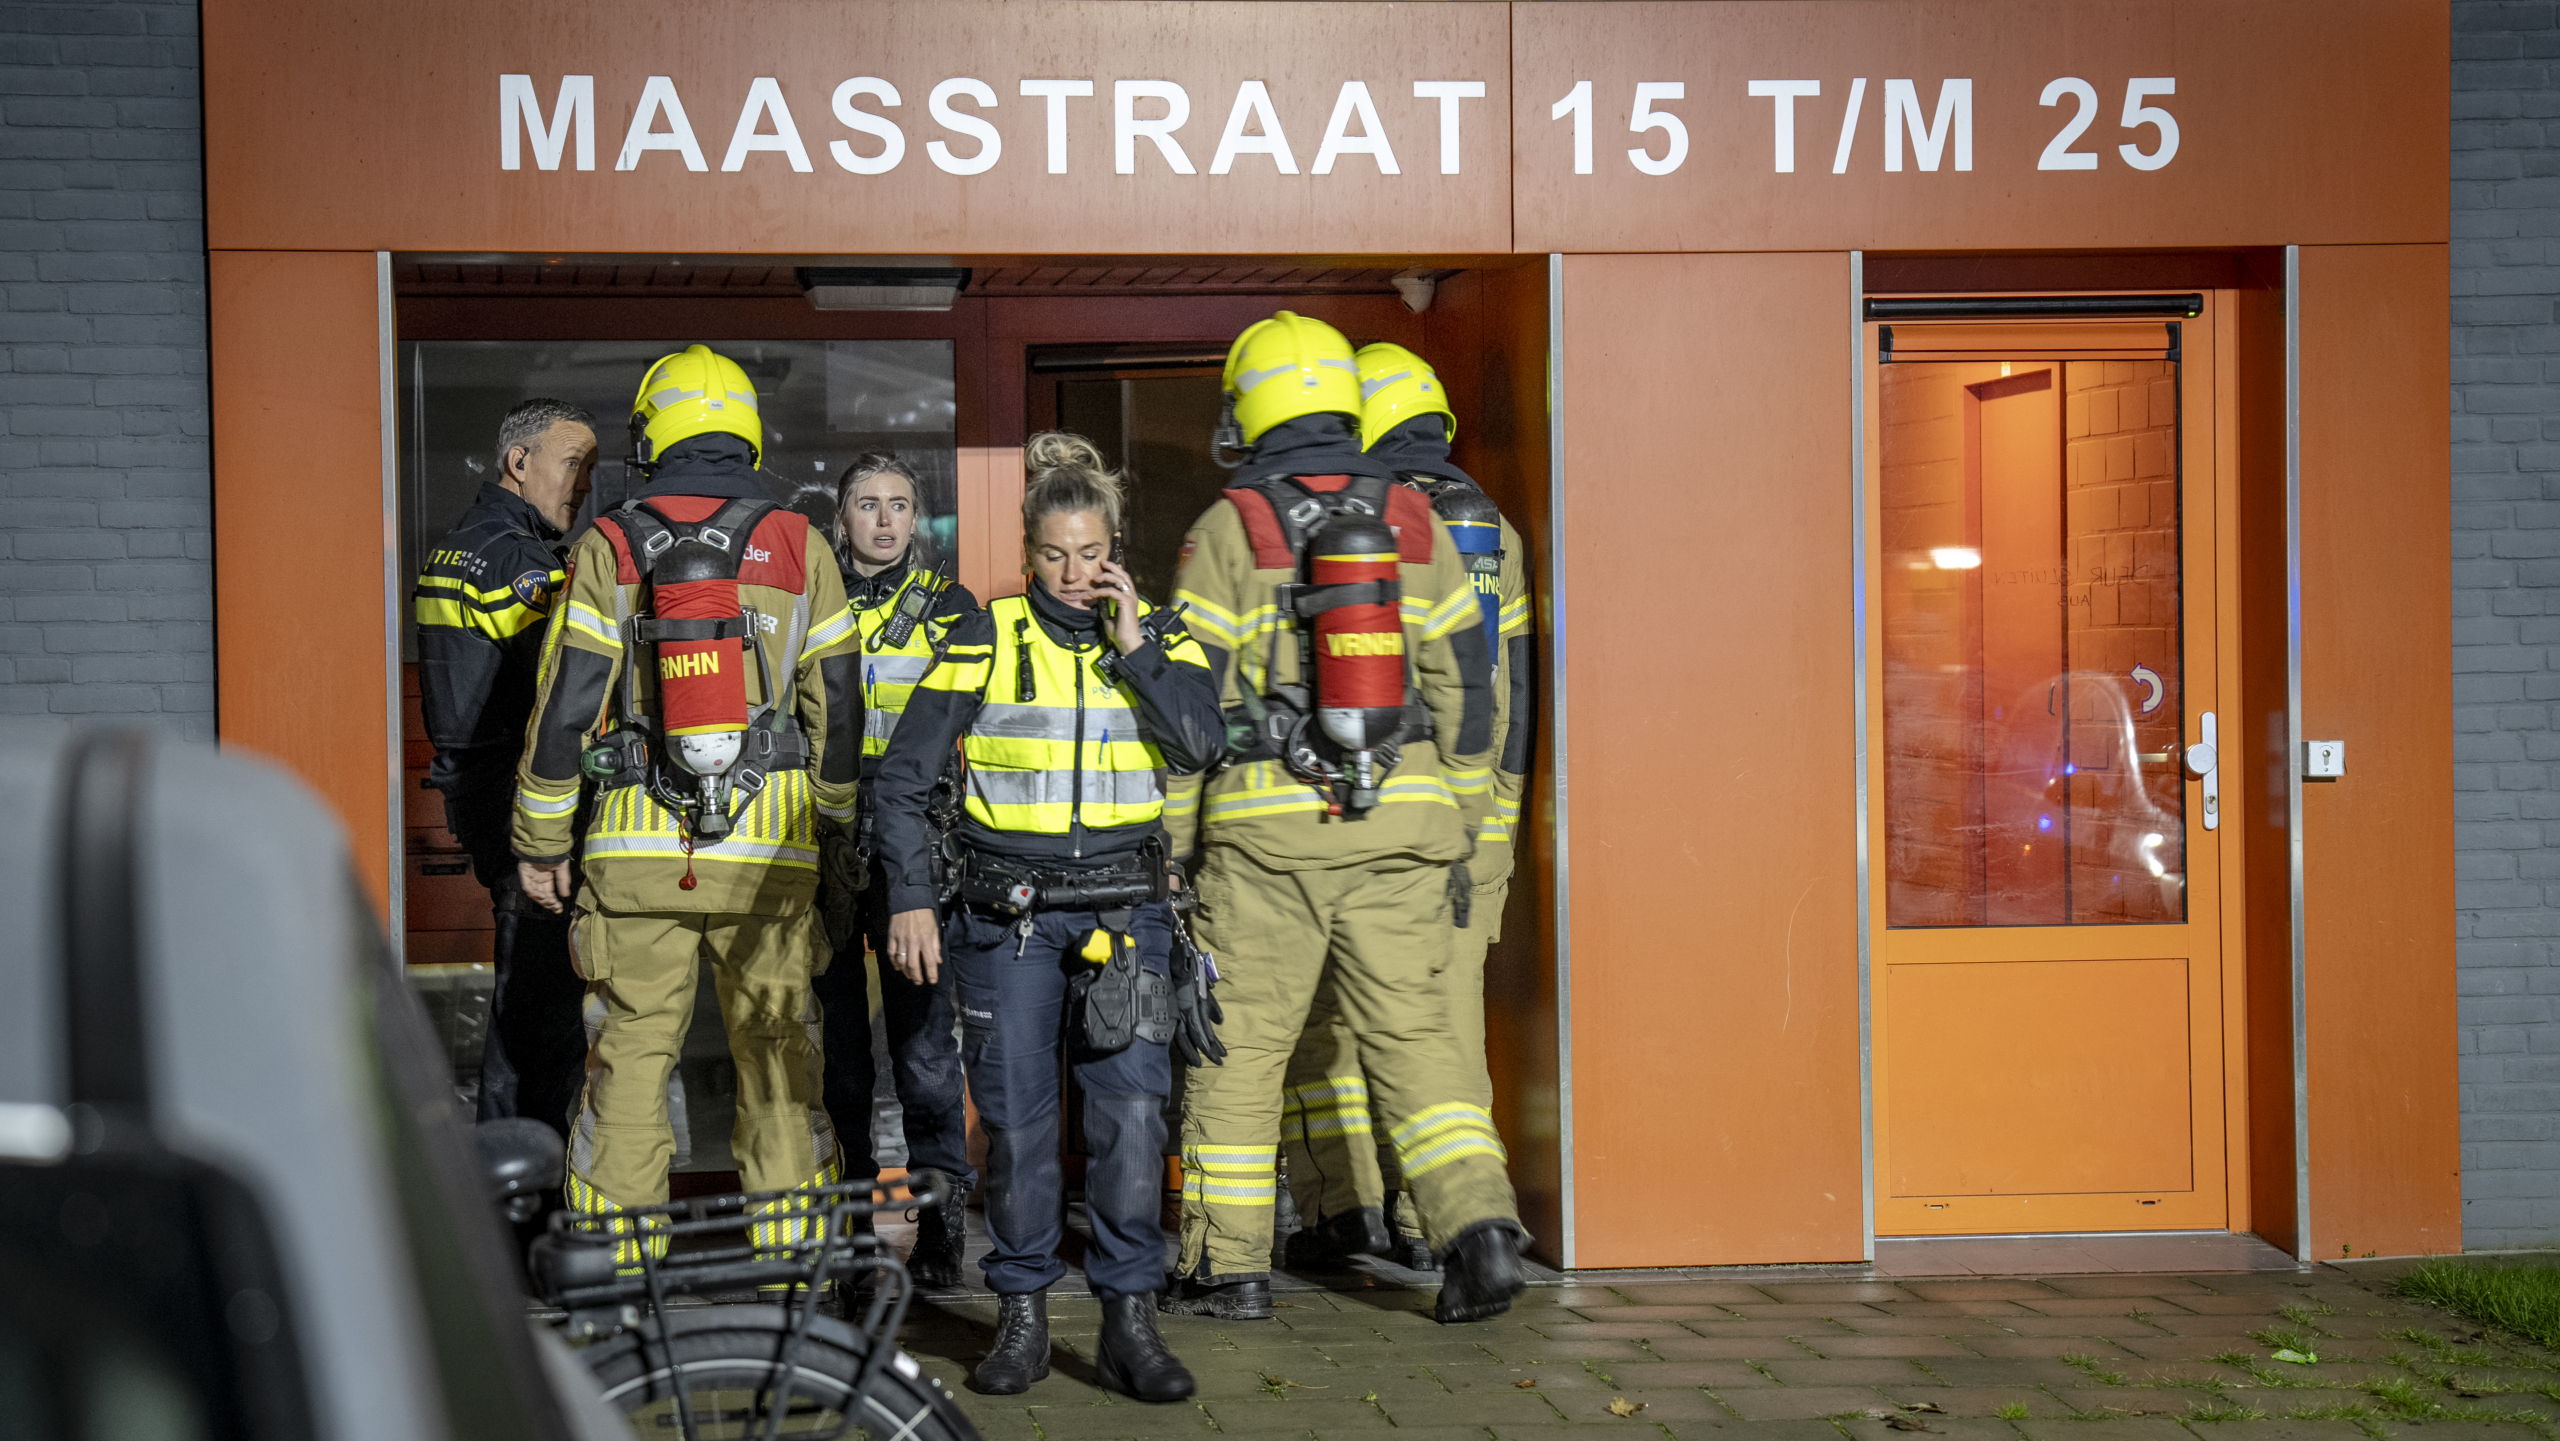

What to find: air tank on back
left=651, top=533, right=748, bottom=839
left=1307, top=510, right=1406, bottom=810
left=1428, top=485, right=1505, bottom=672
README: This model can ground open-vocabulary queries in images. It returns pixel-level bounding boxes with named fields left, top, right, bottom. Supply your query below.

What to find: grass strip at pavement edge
left=2398, top=1257, right=2560, bottom=1350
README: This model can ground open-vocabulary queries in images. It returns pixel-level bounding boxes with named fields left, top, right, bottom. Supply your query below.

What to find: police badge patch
left=512, top=570, right=555, bottom=612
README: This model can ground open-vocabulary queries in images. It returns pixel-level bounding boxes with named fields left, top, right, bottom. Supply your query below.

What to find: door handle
left=2184, top=711, right=2219, bottom=831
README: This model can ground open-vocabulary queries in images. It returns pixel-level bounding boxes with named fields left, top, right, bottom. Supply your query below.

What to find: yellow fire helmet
left=630, top=343, right=763, bottom=470
left=1354, top=342, right=1456, bottom=451
left=1221, top=311, right=1362, bottom=446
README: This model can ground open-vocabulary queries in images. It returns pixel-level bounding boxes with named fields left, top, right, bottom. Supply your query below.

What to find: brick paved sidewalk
left=892, top=1262, right=2560, bottom=1441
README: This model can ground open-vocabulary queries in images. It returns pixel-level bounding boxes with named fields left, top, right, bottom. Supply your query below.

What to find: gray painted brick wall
left=0, top=2, right=209, bottom=742
left=2456, top=0, right=2560, bottom=1250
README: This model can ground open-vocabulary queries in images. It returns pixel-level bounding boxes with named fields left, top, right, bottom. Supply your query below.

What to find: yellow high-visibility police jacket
left=844, top=560, right=978, bottom=772
left=871, top=582, right=1225, bottom=914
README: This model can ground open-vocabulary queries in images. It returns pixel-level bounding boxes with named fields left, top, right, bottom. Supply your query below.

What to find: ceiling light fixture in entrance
left=797, top=266, right=972, bottom=311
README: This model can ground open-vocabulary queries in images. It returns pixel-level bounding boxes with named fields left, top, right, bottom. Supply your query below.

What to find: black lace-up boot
left=1097, top=1293, right=1196, bottom=1401
left=971, top=1291, right=1050, bottom=1394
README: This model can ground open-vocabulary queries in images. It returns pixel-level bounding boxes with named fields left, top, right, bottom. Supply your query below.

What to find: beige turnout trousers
left=565, top=906, right=840, bottom=1234
left=1178, top=846, right=1517, bottom=1282
left=1282, top=873, right=1504, bottom=1239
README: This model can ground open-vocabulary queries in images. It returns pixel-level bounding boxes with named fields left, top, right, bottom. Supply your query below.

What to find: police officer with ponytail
left=873, top=432, right=1225, bottom=1402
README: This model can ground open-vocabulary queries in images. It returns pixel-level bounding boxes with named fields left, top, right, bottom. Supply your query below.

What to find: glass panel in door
left=1881, top=358, right=2185, bottom=927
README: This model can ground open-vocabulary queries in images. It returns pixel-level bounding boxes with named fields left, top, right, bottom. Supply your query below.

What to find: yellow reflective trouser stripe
left=1282, top=1075, right=1374, bottom=1141
left=1389, top=1102, right=1506, bottom=1179
left=747, top=1153, right=845, bottom=1258
left=1182, top=1144, right=1278, bottom=1206
left=564, top=1172, right=670, bottom=1272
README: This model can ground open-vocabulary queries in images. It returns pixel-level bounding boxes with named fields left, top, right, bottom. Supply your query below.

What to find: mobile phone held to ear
left=1109, top=532, right=1125, bottom=569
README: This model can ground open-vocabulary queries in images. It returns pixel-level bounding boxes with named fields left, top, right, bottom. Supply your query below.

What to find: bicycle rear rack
left=534, top=1170, right=951, bottom=1441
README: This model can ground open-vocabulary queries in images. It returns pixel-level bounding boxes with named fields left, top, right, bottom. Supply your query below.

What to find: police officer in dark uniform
left=812, top=454, right=982, bottom=1287
left=412, top=397, right=599, bottom=1135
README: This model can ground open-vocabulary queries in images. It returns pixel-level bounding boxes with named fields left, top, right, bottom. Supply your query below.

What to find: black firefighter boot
left=972, top=1291, right=1050, bottom=1395
left=1097, top=1294, right=1196, bottom=1402
left=1160, top=1272, right=1273, bottom=1319
left=1284, top=1206, right=1392, bottom=1269
left=907, top=1186, right=970, bottom=1289
left=1434, top=1219, right=1529, bottom=1324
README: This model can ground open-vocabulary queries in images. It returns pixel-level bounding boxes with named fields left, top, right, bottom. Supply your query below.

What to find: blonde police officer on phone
left=873, top=433, right=1224, bottom=1401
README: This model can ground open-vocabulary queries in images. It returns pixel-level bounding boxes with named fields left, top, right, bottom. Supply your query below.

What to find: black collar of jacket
left=1025, top=575, right=1105, bottom=647
left=469, top=479, right=566, bottom=543
left=846, top=549, right=919, bottom=606
left=1368, top=416, right=1480, bottom=493
left=639, top=433, right=767, bottom=500
left=1228, top=413, right=1396, bottom=490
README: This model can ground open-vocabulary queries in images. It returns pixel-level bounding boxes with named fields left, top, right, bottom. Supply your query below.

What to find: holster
left=1069, top=906, right=1175, bottom=1059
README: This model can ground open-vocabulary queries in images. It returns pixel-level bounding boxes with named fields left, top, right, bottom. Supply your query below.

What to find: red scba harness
left=1223, top=474, right=1436, bottom=816
left=580, top=496, right=813, bottom=849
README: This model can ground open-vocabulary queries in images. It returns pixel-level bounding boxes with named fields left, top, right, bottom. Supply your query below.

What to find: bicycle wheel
left=578, top=1304, right=978, bottom=1441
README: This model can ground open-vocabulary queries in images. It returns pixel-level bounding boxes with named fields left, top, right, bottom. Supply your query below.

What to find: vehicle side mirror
left=475, top=1117, right=565, bottom=1224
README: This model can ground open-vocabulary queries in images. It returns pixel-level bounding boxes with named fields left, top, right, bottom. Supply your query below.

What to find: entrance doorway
left=1024, top=346, right=1232, bottom=602
left=386, top=259, right=1557, bottom=1218
left=1864, top=303, right=2237, bottom=1236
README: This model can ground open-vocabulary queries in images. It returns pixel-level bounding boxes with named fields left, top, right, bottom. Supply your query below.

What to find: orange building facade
left=200, top=0, right=2455, bottom=1268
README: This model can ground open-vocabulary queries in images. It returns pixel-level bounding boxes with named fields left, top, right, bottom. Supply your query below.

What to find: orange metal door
left=1865, top=305, right=2231, bottom=1236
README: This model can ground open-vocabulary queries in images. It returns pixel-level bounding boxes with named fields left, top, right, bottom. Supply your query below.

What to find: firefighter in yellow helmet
left=514, top=344, right=861, bottom=1256
left=1164, top=313, right=1528, bottom=1324
left=1279, top=343, right=1535, bottom=1273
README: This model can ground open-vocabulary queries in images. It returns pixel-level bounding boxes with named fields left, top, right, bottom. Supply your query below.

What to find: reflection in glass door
left=1866, top=310, right=2231, bottom=1236
left=1882, top=359, right=2186, bottom=927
